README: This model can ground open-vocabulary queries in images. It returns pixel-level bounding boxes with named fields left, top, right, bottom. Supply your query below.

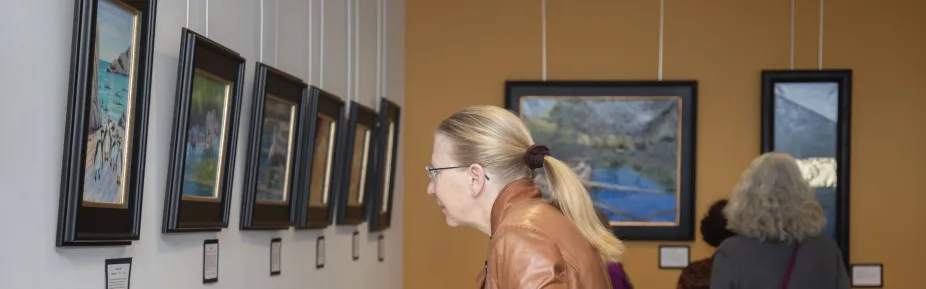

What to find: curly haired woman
left=710, top=152, right=850, bottom=289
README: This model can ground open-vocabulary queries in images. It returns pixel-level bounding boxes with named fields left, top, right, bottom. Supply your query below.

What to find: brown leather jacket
left=475, top=179, right=613, bottom=289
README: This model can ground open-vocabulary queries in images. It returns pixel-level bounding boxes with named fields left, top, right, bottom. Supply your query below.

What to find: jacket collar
left=490, top=178, right=540, bottom=236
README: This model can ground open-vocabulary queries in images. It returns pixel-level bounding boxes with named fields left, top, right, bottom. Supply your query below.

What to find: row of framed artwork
left=505, top=69, right=851, bottom=265
left=56, top=0, right=401, bottom=247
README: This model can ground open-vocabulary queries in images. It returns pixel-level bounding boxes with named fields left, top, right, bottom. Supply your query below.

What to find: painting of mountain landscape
left=773, top=82, right=840, bottom=239
left=521, top=96, right=682, bottom=226
left=82, top=0, right=140, bottom=207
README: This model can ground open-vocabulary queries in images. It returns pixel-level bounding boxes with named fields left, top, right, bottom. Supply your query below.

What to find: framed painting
left=505, top=81, right=698, bottom=241
left=291, top=86, right=346, bottom=229
left=239, top=63, right=309, bottom=230
left=761, top=69, right=852, bottom=266
left=368, top=98, right=401, bottom=232
left=56, top=0, right=158, bottom=247
left=335, top=101, right=379, bottom=225
left=162, top=28, right=246, bottom=233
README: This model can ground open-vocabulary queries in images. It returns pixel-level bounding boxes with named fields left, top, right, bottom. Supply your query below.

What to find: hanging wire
left=308, top=0, right=313, bottom=83
left=790, top=0, right=795, bottom=70
left=657, top=0, right=664, bottom=81
left=205, top=0, right=210, bottom=36
left=540, top=0, right=547, bottom=81
left=185, top=0, right=190, bottom=28
left=818, top=0, right=824, bottom=70
left=275, top=0, right=280, bottom=66
left=319, top=0, right=325, bottom=88
left=346, top=0, right=353, bottom=102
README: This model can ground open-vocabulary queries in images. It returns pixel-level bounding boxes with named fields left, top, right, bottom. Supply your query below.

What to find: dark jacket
left=710, top=235, right=850, bottom=289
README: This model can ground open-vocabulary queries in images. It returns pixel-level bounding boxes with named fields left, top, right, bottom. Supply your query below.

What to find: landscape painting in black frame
left=760, top=69, right=852, bottom=266
left=56, top=0, right=158, bottom=247
left=368, top=98, right=401, bottom=232
left=291, top=86, right=346, bottom=229
left=239, top=63, right=309, bottom=230
left=162, top=28, right=246, bottom=233
left=335, top=101, right=379, bottom=225
left=505, top=80, right=698, bottom=241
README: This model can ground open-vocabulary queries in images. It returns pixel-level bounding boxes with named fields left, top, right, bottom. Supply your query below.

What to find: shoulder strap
left=781, top=242, right=801, bottom=289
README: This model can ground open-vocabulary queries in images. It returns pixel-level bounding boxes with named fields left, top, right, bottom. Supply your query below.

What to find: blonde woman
left=427, top=106, right=624, bottom=289
left=711, top=152, right=850, bottom=289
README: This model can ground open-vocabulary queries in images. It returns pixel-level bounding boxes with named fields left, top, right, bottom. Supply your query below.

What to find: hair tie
left=523, top=144, right=551, bottom=170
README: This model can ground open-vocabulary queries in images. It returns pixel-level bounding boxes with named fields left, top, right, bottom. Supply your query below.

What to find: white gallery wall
left=0, top=0, right=405, bottom=288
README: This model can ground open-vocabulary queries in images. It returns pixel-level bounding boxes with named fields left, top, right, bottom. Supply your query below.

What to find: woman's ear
left=467, top=164, right=486, bottom=197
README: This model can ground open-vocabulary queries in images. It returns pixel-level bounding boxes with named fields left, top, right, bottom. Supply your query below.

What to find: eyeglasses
left=425, top=165, right=491, bottom=181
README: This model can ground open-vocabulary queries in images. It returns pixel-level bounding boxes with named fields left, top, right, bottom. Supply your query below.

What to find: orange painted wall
left=403, top=1, right=926, bottom=288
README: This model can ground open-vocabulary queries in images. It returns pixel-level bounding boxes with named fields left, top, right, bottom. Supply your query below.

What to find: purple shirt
left=607, top=263, right=634, bottom=289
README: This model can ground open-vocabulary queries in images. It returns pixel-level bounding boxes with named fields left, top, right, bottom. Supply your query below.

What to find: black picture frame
left=505, top=80, right=698, bottom=241
left=335, top=101, right=379, bottom=225
left=657, top=245, right=690, bottom=269
left=291, top=86, right=346, bottom=229
left=760, top=70, right=851, bottom=267
left=56, top=0, right=158, bottom=247
left=850, top=263, right=883, bottom=288
left=368, top=98, right=401, bottom=232
left=162, top=28, right=246, bottom=233
left=239, top=63, right=309, bottom=230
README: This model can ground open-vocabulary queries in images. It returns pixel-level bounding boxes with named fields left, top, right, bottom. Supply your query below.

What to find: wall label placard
left=105, top=257, right=132, bottom=289
left=203, top=239, right=219, bottom=283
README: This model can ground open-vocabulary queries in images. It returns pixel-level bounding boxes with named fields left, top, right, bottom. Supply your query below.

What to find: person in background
left=711, top=152, right=850, bottom=289
left=676, top=199, right=737, bottom=289
left=595, top=210, right=634, bottom=289
left=427, top=105, right=624, bottom=289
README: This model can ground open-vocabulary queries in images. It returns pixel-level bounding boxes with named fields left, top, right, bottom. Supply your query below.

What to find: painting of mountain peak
left=82, top=0, right=141, bottom=207
left=523, top=96, right=681, bottom=225
left=761, top=69, right=852, bottom=266
left=506, top=81, right=698, bottom=240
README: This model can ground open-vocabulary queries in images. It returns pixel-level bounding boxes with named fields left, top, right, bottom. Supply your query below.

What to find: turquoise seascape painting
left=82, top=0, right=140, bottom=207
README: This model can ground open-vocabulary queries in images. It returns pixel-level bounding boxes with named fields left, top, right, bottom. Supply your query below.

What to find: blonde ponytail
left=543, top=156, right=625, bottom=263
left=437, top=105, right=625, bottom=263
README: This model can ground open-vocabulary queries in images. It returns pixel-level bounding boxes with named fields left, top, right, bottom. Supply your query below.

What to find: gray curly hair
left=724, top=152, right=826, bottom=242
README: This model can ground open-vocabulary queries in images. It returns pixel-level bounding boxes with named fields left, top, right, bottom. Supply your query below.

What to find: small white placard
left=316, top=236, right=325, bottom=269
left=659, top=246, right=690, bottom=269
left=270, top=239, right=282, bottom=275
left=203, top=241, right=219, bottom=281
left=352, top=231, right=360, bottom=260
left=105, top=258, right=132, bottom=289
left=852, top=264, right=883, bottom=287
left=378, top=235, right=385, bottom=262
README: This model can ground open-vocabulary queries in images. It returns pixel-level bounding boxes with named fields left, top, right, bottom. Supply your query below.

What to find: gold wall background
left=403, top=1, right=926, bottom=288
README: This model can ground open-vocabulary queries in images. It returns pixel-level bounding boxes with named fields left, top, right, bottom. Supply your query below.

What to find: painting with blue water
left=773, top=82, right=840, bottom=239
left=180, top=71, right=232, bottom=201
left=521, top=96, right=682, bottom=226
left=82, top=0, right=140, bottom=207
left=254, top=95, right=298, bottom=204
